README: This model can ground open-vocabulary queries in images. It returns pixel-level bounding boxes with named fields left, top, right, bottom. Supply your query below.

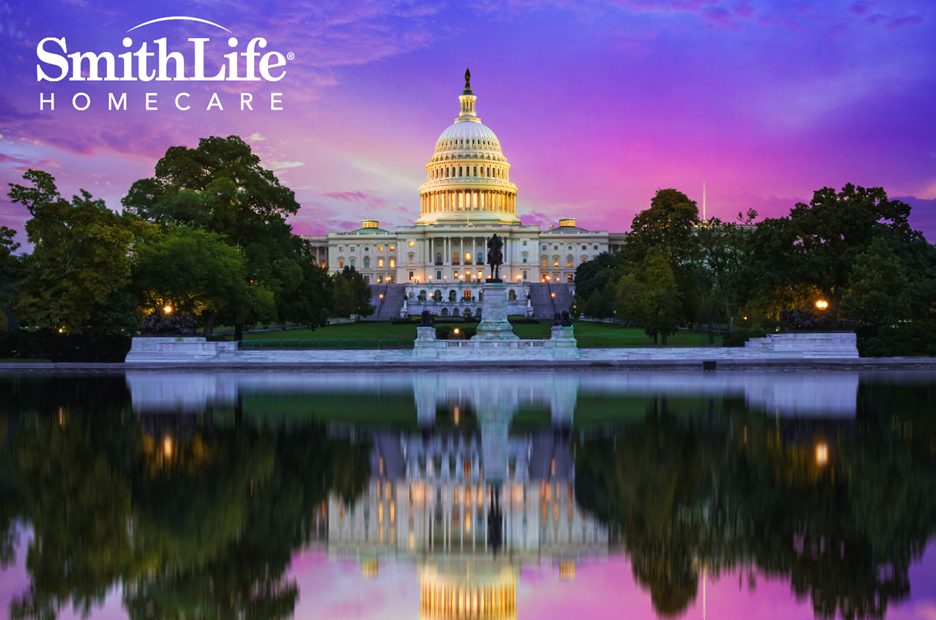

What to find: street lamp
left=815, top=299, right=829, bottom=311
left=163, top=304, right=174, bottom=315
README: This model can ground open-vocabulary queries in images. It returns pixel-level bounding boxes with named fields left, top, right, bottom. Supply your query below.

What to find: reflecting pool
left=1, top=369, right=935, bottom=619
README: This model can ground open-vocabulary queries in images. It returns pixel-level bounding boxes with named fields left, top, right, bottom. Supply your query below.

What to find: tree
left=693, top=211, right=756, bottom=336
left=842, top=238, right=912, bottom=329
left=8, top=170, right=137, bottom=334
left=615, top=249, right=682, bottom=344
left=331, top=267, right=373, bottom=319
left=123, top=135, right=326, bottom=339
left=573, top=251, right=627, bottom=318
left=624, top=188, right=700, bottom=267
left=133, top=226, right=275, bottom=334
left=738, top=185, right=925, bottom=323
left=0, top=227, right=19, bottom=332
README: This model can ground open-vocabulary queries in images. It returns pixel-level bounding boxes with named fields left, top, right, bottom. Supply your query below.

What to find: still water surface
left=0, top=369, right=935, bottom=619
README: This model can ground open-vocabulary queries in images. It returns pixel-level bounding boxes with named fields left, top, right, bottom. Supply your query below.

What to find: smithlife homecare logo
left=35, top=15, right=291, bottom=112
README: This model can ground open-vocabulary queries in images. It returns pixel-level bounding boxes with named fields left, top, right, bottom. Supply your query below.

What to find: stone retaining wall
left=126, top=332, right=859, bottom=365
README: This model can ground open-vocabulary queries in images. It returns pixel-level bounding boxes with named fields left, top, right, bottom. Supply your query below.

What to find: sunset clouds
left=0, top=0, right=934, bottom=241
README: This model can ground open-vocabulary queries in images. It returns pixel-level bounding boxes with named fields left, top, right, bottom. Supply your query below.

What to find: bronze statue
left=486, top=234, right=503, bottom=281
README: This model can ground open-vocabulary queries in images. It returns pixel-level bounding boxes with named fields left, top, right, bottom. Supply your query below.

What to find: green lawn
left=244, top=321, right=716, bottom=348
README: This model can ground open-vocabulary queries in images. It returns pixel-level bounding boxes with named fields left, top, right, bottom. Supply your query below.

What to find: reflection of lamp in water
left=453, top=405, right=461, bottom=425
left=815, top=441, right=829, bottom=466
left=162, top=435, right=174, bottom=459
left=559, top=560, right=576, bottom=581
left=362, top=558, right=379, bottom=579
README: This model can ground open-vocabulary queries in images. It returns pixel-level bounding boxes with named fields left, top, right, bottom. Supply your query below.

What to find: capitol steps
left=528, top=283, right=574, bottom=319
left=368, top=284, right=407, bottom=320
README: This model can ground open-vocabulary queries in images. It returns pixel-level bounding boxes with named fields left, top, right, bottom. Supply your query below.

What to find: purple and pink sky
left=1, top=0, right=935, bottom=242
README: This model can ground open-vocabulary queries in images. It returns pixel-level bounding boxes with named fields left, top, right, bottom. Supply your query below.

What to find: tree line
left=0, top=135, right=373, bottom=351
left=574, top=187, right=936, bottom=354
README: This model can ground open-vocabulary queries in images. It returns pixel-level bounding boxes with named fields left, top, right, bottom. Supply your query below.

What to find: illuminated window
left=378, top=245, right=384, bottom=252
left=389, top=258, right=396, bottom=268
left=377, top=257, right=384, bottom=268
left=389, top=244, right=396, bottom=251
left=408, top=240, right=415, bottom=247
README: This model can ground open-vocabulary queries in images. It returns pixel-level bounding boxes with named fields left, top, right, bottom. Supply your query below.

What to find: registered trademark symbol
left=286, top=52, right=295, bottom=61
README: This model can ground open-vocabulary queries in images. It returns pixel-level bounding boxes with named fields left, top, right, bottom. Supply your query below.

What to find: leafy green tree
left=331, top=267, right=373, bottom=318
left=693, top=213, right=755, bottom=336
left=8, top=170, right=138, bottom=334
left=573, top=252, right=627, bottom=318
left=122, top=136, right=327, bottom=339
left=133, top=226, right=274, bottom=334
left=0, top=226, right=19, bottom=332
left=624, top=189, right=700, bottom=267
left=842, top=238, right=912, bottom=329
left=615, top=249, right=682, bottom=344
left=738, top=185, right=926, bottom=324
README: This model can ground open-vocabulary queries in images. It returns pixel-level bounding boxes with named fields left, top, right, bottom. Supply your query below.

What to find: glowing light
left=815, top=441, right=829, bottom=466
left=163, top=304, right=174, bottom=315
left=162, top=435, right=174, bottom=459
left=453, top=328, right=460, bottom=335
left=815, top=299, right=829, bottom=311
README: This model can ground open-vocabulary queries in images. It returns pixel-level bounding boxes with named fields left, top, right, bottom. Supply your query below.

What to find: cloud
left=248, top=132, right=267, bottom=141
left=322, top=190, right=389, bottom=209
left=268, top=160, right=305, bottom=171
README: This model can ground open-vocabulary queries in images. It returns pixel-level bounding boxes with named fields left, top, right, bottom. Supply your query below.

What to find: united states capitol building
left=305, top=71, right=626, bottom=319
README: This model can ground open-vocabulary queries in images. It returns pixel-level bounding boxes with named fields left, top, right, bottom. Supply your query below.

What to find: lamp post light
left=163, top=303, right=174, bottom=315
left=815, top=299, right=829, bottom=311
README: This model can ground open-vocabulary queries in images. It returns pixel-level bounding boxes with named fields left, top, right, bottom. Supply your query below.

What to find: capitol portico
left=305, top=70, right=626, bottom=318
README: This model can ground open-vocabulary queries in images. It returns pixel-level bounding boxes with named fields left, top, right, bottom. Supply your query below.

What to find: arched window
left=418, top=290, right=427, bottom=301
left=433, top=290, right=443, bottom=302
left=553, top=255, right=560, bottom=267
left=349, top=257, right=356, bottom=268
left=522, top=251, right=529, bottom=264
left=508, top=289, right=517, bottom=301
left=463, top=289, right=471, bottom=300
left=566, top=255, right=574, bottom=267
left=441, top=308, right=449, bottom=317
left=448, top=290, right=457, bottom=302
left=453, top=252, right=460, bottom=265
left=452, top=307, right=461, bottom=317
left=463, top=308, right=472, bottom=318
left=363, top=256, right=371, bottom=269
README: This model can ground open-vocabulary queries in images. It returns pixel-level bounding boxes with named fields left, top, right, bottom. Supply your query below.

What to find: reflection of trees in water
left=0, top=377, right=371, bottom=620
left=575, top=383, right=936, bottom=619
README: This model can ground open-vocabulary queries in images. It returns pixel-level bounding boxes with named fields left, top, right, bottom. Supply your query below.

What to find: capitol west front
left=305, top=71, right=625, bottom=318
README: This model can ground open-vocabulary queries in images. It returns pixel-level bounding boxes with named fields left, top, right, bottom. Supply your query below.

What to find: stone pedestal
left=473, top=281, right=519, bottom=341
left=416, top=326, right=436, bottom=341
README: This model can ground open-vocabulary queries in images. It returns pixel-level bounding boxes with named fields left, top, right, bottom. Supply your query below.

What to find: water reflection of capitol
left=322, top=385, right=607, bottom=620
left=127, top=369, right=861, bottom=619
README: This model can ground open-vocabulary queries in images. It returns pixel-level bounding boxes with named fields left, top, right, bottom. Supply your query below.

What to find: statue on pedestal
left=486, top=234, right=503, bottom=281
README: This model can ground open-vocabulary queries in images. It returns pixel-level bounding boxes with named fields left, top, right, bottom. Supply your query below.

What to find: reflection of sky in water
left=1, top=369, right=935, bottom=619
left=4, top=537, right=936, bottom=619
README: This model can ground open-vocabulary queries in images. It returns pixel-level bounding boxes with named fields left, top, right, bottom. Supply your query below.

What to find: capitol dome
left=417, top=70, right=520, bottom=225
